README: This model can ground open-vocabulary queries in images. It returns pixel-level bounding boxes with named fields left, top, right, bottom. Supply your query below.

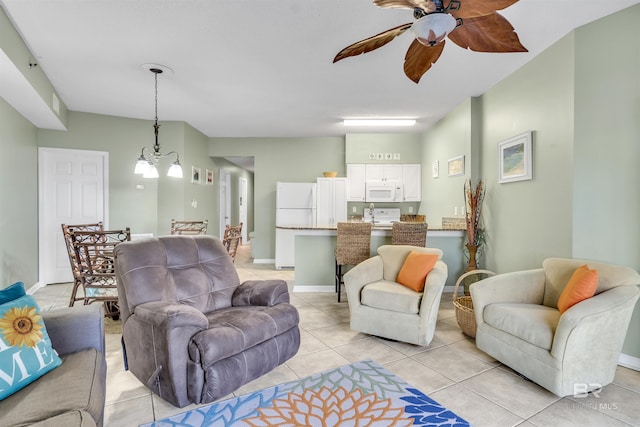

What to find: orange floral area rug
left=142, top=360, right=470, bottom=427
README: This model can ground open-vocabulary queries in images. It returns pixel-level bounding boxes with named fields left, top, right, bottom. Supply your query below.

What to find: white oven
left=365, top=181, right=403, bottom=202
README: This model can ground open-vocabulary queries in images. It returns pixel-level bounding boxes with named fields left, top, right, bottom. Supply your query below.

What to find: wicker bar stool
left=335, top=222, right=372, bottom=302
left=391, top=222, right=428, bottom=247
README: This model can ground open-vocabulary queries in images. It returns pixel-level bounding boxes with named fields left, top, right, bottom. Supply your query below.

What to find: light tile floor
left=34, top=245, right=640, bottom=427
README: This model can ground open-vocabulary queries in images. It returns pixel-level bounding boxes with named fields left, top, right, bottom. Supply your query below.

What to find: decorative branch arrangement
left=464, top=179, right=485, bottom=246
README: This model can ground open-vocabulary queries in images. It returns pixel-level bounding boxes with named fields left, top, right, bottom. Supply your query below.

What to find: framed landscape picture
left=447, top=155, right=464, bottom=177
left=498, top=131, right=533, bottom=183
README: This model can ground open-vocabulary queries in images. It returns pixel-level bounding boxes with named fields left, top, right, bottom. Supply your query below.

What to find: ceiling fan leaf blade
left=374, top=0, right=437, bottom=13
left=447, top=0, right=519, bottom=18
left=334, top=23, right=413, bottom=63
left=448, top=13, right=527, bottom=53
left=403, top=39, right=445, bottom=83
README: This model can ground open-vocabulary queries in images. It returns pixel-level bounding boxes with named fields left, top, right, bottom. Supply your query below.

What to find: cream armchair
left=344, top=245, right=447, bottom=346
left=471, top=258, right=640, bottom=396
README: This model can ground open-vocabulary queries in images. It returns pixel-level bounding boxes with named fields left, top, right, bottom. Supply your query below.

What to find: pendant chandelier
left=134, top=65, right=183, bottom=179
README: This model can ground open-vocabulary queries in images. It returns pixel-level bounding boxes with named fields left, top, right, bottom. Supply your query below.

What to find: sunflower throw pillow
left=0, top=293, right=62, bottom=400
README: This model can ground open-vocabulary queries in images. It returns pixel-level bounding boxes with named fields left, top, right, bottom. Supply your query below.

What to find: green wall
left=0, top=97, right=39, bottom=287
left=480, top=33, right=575, bottom=273
left=38, top=112, right=162, bottom=234
left=209, top=137, right=345, bottom=260
left=572, top=5, right=640, bottom=359
left=36, top=112, right=236, bottom=239
left=421, top=99, right=475, bottom=228
left=345, top=133, right=422, bottom=163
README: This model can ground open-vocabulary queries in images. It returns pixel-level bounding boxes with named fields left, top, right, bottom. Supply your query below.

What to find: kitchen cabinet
left=402, top=164, right=421, bottom=201
left=346, top=164, right=366, bottom=201
left=317, top=177, right=347, bottom=227
left=365, top=164, right=402, bottom=182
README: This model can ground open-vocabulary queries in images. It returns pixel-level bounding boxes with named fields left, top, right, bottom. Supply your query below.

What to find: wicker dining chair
left=61, top=222, right=104, bottom=307
left=170, top=219, right=208, bottom=235
left=335, top=222, right=372, bottom=302
left=391, top=222, right=428, bottom=247
left=222, top=222, right=243, bottom=261
left=70, top=228, right=131, bottom=319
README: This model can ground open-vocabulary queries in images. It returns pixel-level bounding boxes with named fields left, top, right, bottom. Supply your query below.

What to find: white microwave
left=365, top=181, right=403, bottom=202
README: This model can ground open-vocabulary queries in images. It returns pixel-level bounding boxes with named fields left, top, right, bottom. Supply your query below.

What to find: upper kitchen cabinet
left=365, top=164, right=402, bottom=182
left=402, top=164, right=421, bottom=202
left=317, top=177, right=347, bottom=227
left=346, top=164, right=366, bottom=202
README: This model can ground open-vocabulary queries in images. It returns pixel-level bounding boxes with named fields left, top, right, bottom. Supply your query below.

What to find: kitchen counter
left=276, top=225, right=465, bottom=233
left=278, top=226, right=466, bottom=291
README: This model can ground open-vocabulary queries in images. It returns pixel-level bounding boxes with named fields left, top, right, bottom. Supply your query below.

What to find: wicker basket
left=453, top=269, right=496, bottom=338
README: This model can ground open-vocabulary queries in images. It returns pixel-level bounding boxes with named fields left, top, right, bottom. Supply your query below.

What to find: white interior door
left=218, top=169, right=231, bottom=238
left=239, top=176, right=248, bottom=243
left=38, top=148, right=108, bottom=285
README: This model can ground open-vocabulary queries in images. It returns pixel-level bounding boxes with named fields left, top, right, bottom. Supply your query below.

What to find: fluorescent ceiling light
left=343, top=119, right=416, bottom=127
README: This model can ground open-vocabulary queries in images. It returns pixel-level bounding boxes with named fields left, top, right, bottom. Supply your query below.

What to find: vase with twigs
left=463, top=179, right=485, bottom=293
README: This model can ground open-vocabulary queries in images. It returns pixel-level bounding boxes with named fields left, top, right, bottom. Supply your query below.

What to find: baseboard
left=443, top=285, right=455, bottom=293
left=26, top=281, right=45, bottom=295
left=618, top=353, right=640, bottom=371
left=253, top=258, right=275, bottom=264
left=293, top=285, right=334, bottom=293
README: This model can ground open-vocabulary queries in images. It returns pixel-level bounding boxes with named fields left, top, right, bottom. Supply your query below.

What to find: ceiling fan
left=334, top=0, right=528, bottom=83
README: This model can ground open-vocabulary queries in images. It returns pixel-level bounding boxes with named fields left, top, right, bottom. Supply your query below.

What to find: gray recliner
left=114, top=235, right=300, bottom=408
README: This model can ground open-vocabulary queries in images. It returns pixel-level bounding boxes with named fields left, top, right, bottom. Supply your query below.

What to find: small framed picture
left=432, top=160, right=439, bottom=178
left=191, top=166, right=201, bottom=184
left=206, top=168, right=214, bottom=185
left=448, top=155, right=465, bottom=177
left=498, top=131, right=533, bottom=183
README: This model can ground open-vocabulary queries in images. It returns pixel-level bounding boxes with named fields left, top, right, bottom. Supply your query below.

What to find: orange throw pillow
left=557, top=265, right=599, bottom=313
left=396, top=251, right=439, bottom=292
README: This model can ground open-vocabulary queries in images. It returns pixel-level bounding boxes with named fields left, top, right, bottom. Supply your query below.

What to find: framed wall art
left=206, top=168, right=214, bottom=185
left=432, top=160, right=439, bottom=178
left=191, top=166, right=201, bottom=184
left=447, top=155, right=464, bottom=177
left=498, top=131, right=533, bottom=183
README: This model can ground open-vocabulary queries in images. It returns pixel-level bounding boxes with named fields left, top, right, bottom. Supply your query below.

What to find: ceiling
left=2, top=0, right=639, bottom=138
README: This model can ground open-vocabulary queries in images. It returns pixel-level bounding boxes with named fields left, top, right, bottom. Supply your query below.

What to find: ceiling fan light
left=411, top=13, right=456, bottom=46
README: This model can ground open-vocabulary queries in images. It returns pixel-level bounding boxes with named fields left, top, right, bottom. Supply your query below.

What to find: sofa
left=471, top=257, right=640, bottom=396
left=0, top=303, right=107, bottom=427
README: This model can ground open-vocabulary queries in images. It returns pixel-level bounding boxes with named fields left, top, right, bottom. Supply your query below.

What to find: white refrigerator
left=275, top=182, right=316, bottom=269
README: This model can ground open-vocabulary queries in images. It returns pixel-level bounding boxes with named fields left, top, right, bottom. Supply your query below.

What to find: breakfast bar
left=279, top=225, right=466, bottom=291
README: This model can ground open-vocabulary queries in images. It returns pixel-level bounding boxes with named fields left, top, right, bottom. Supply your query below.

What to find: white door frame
left=218, top=169, right=231, bottom=238
left=38, top=147, right=109, bottom=288
left=238, top=176, right=248, bottom=243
